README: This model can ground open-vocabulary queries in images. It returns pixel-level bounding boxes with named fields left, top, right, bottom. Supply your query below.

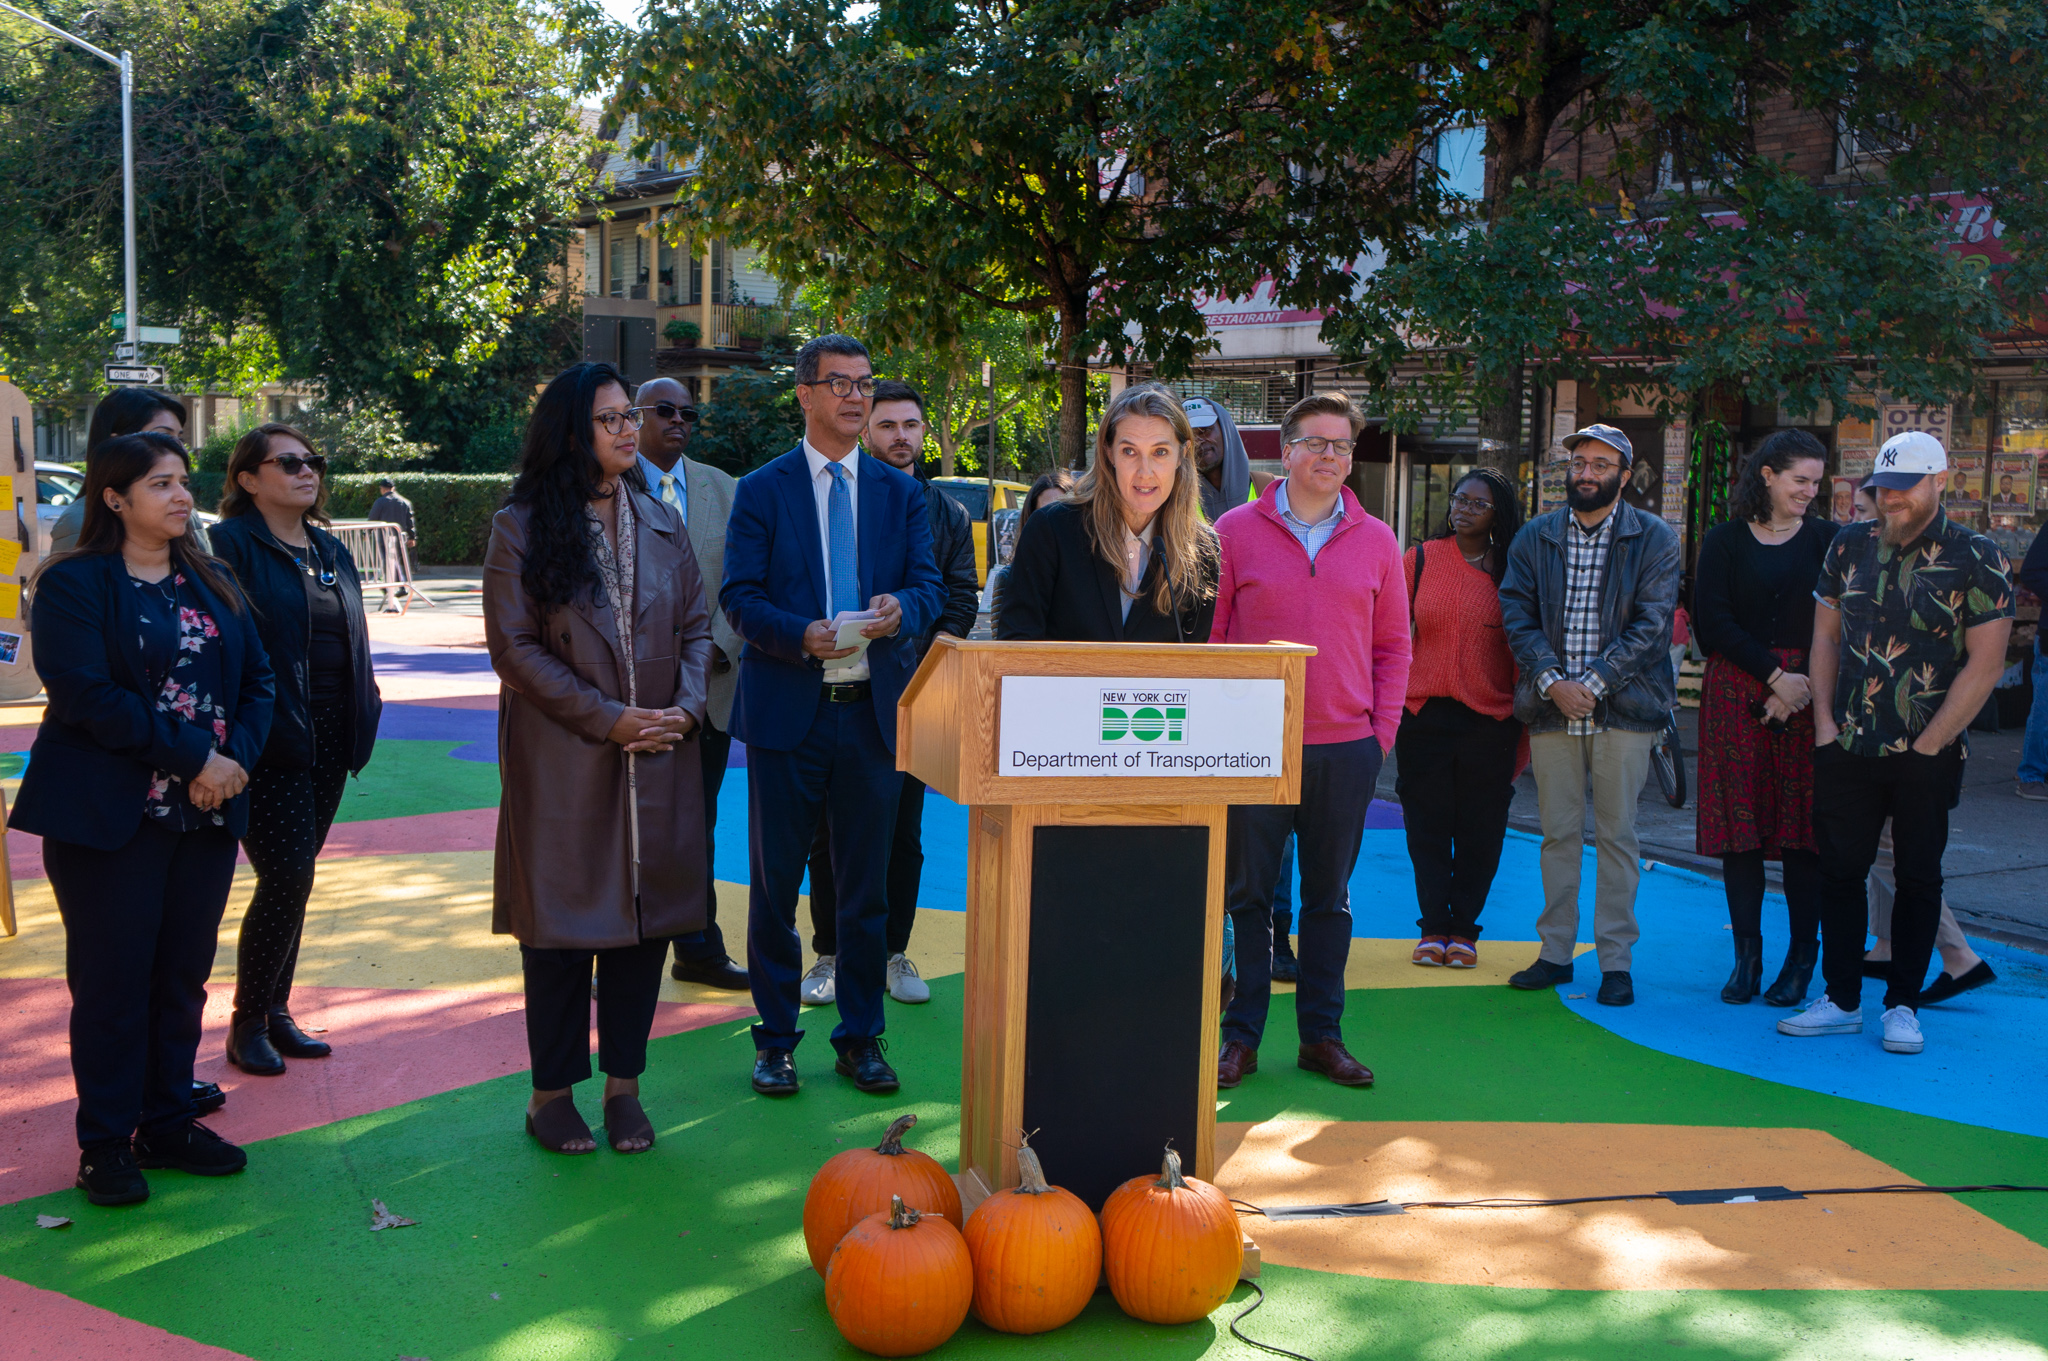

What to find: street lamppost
left=0, top=2, right=138, bottom=356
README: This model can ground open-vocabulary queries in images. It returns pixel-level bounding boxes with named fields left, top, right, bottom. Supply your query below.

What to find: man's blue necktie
left=826, top=462, right=857, bottom=617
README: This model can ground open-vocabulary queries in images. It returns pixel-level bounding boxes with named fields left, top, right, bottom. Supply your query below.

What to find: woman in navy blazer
left=12, top=432, right=274, bottom=1207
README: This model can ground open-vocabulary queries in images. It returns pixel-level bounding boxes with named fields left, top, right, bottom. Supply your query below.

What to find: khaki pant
left=1529, top=729, right=1657, bottom=972
left=1868, top=868, right=1967, bottom=953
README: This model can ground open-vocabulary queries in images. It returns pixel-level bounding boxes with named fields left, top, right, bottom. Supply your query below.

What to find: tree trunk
left=938, top=367, right=959, bottom=476
left=1055, top=294, right=1090, bottom=468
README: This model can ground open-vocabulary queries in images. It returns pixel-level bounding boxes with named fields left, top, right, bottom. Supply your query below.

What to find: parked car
left=929, top=476, right=1034, bottom=584
left=33, top=459, right=215, bottom=556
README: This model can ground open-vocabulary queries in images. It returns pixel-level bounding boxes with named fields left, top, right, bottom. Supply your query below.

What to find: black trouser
left=45, top=821, right=239, bottom=1152
left=236, top=699, right=350, bottom=1020
left=1813, top=744, right=1961, bottom=1013
left=675, top=721, right=734, bottom=964
left=1722, top=848, right=1822, bottom=941
left=1223, top=736, right=1380, bottom=1049
left=1394, top=698, right=1520, bottom=940
left=521, top=937, right=671, bottom=1090
left=808, top=772, right=925, bottom=958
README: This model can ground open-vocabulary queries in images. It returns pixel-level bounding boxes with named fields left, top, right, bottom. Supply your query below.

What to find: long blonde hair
left=1070, top=383, right=1216, bottom=616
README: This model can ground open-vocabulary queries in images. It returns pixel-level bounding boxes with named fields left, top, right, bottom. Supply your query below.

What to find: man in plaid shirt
left=1499, top=424, right=1682, bottom=1007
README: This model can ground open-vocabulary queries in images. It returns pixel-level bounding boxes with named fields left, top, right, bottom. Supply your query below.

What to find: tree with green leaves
left=606, top=0, right=1417, bottom=465
left=1100, top=0, right=2048, bottom=458
left=0, top=0, right=596, bottom=462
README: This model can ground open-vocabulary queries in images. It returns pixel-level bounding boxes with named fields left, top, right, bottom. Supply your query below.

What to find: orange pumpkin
left=804, top=1113, right=963, bottom=1276
left=961, top=1136, right=1102, bottom=1334
left=1099, top=1144, right=1242, bottom=1324
left=825, top=1195, right=974, bottom=1357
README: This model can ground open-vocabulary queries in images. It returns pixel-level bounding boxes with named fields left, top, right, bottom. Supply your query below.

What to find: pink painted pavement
left=5, top=807, right=500, bottom=883
left=0, top=977, right=752, bottom=1206
left=0, top=1274, right=256, bottom=1360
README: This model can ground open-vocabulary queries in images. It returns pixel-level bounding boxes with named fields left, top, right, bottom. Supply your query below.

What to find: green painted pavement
left=3, top=981, right=2044, bottom=1360
left=335, top=740, right=501, bottom=822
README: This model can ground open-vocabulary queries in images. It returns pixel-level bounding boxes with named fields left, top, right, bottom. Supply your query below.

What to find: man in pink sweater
left=1210, top=392, right=1411, bottom=1090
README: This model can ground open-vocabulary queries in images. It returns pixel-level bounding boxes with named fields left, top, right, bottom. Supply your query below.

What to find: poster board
left=0, top=382, right=34, bottom=702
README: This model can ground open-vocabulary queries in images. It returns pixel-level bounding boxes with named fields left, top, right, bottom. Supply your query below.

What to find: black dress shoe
left=133, top=1120, right=247, bottom=1176
left=227, top=1017, right=286, bottom=1075
left=192, top=1079, right=226, bottom=1116
left=76, top=1145, right=149, bottom=1206
left=268, top=1010, right=331, bottom=1059
left=1597, top=970, right=1635, bottom=1007
left=1763, top=939, right=1820, bottom=1008
left=1920, top=960, right=1997, bottom=1007
left=1861, top=957, right=1894, bottom=979
left=752, top=1049, right=799, bottom=1096
left=672, top=954, right=751, bottom=989
left=1720, top=935, right=1764, bottom=1003
left=1271, top=951, right=1301, bottom=984
left=835, top=1039, right=900, bottom=1094
left=1509, top=957, right=1575, bottom=991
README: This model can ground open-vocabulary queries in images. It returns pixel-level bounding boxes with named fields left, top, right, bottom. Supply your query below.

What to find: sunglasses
left=630, top=402, right=699, bottom=425
left=264, top=454, right=327, bottom=476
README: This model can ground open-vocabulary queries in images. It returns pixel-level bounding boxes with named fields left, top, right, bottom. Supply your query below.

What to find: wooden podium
left=898, top=637, right=1311, bottom=1211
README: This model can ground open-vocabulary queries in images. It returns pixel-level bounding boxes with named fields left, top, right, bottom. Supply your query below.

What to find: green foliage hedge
left=325, top=474, right=513, bottom=565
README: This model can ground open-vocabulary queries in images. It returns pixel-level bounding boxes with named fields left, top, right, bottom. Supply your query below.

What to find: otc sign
left=104, top=364, right=168, bottom=385
left=999, top=675, right=1285, bottom=776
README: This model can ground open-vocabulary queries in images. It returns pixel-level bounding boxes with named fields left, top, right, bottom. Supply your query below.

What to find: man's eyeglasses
left=1285, top=436, right=1355, bottom=458
left=1448, top=492, right=1493, bottom=512
left=594, top=409, right=646, bottom=435
left=800, top=375, right=880, bottom=399
left=1568, top=459, right=1622, bottom=476
left=630, top=402, right=699, bottom=425
left=263, top=454, right=327, bottom=476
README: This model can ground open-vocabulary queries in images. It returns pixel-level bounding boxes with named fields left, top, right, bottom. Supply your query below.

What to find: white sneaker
left=1881, top=1005, right=1925, bottom=1054
left=886, top=953, right=931, bottom=1004
left=1777, top=997, right=1863, bottom=1036
left=800, top=955, right=836, bottom=1006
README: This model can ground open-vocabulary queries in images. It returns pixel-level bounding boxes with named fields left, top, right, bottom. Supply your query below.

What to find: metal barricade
left=329, top=519, right=433, bottom=612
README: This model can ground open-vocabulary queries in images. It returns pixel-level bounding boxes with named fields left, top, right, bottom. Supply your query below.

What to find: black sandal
left=525, top=1094, right=595, bottom=1154
left=604, top=1094, right=656, bottom=1153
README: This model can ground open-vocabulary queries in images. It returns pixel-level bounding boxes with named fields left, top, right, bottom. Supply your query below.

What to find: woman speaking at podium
left=995, top=383, right=1219, bottom=645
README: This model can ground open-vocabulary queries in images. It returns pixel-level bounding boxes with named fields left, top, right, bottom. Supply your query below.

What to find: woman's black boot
left=1763, top=939, right=1820, bottom=1008
left=227, top=1014, right=286, bottom=1075
left=268, top=1009, right=332, bottom=1059
left=1720, top=935, right=1764, bottom=1003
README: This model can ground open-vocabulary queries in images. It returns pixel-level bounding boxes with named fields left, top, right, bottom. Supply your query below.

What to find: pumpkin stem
left=1154, top=1143, right=1189, bottom=1190
left=1015, top=1139, right=1051, bottom=1195
left=874, top=1113, right=918, bottom=1155
left=887, top=1194, right=923, bottom=1229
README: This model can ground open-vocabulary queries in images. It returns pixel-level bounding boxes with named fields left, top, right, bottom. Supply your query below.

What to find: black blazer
left=995, top=500, right=1217, bottom=644
left=10, top=553, right=274, bottom=849
left=210, top=511, right=382, bottom=773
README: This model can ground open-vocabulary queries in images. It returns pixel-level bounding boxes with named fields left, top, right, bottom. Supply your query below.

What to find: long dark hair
left=85, top=387, right=187, bottom=457
left=219, top=422, right=332, bottom=525
left=1729, top=429, right=1828, bottom=525
left=1432, top=466, right=1524, bottom=584
left=508, top=362, right=630, bottom=608
left=1020, top=469, right=1072, bottom=534
left=34, top=432, right=245, bottom=611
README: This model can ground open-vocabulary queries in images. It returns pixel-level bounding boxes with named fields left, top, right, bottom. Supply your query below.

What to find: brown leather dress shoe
left=1216, top=1039, right=1258, bottom=1089
left=1298, top=1038, right=1373, bottom=1087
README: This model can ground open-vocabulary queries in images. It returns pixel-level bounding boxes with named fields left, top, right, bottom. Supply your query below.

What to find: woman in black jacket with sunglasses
left=209, top=424, right=382, bottom=1076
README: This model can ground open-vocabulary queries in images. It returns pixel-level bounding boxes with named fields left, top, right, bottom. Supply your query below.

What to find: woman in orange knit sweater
left=1396, top=467, right=1526, bottom=968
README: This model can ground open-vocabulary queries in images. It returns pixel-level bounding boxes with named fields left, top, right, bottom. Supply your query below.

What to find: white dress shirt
left=803, top=438, right=868, bottom=681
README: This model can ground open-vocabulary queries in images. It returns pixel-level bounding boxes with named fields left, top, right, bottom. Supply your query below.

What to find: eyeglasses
left=263, top=454, right=327, bottom=476
left=800, top=375, right=880, bottom=399
left=1285, top=436, right=1355, bottom=458
left=1448, top=492, right=1493, bottom=512
left=594, top=409, right=646, bottom=434
left=1569, top=459, right=1622, bottom=476
left=630, top=402, right=699, bottom=425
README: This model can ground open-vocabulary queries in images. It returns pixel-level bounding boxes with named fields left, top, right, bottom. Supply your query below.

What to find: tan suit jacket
left=682, top=454, right=741, bottom=730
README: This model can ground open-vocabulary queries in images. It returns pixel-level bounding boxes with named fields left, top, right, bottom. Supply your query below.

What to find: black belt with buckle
left=823, top=681, right=871, bottom=703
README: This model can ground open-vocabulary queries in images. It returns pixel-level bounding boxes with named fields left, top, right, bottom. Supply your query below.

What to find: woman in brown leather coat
left=483, top=361, right=716, bottom=1155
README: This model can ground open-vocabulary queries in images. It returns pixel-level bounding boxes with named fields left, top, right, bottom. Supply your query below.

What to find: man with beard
left=799, top=380, right=977, bottom=1009
left=632, top=376, right=751, bottom=991
left=1779, top=431, right=2011, bottom=1056
left=1499, top=424, right=1681, bottom=1007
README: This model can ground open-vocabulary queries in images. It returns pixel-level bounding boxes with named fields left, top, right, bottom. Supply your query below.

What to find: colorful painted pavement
left=1, top=632, right=2043, bottom=1359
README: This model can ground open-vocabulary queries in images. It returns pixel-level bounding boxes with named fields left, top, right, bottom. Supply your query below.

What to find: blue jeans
left=745, top=701, right=901, bottom=1055
left=2021, top=651, right=2048, bottom=784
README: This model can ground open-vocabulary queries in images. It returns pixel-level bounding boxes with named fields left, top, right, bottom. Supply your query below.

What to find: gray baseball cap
left=1562, top=422, right=1633, bottom=465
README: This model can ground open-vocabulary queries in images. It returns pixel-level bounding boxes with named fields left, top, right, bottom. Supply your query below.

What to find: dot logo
left=1098, top=689, right=1188, bottom=743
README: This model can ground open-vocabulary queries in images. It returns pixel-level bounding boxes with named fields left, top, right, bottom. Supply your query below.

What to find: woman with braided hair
left=1395, top=466, right=1527, bottom=969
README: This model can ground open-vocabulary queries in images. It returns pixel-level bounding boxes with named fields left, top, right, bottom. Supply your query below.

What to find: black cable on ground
left=1229, top=1280, right=1320, bottom=1361
left=1236, top=1183, right=2048, bottom=1215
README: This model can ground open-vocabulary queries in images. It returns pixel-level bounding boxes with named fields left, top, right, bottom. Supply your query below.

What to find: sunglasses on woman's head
left=264, top=454, right=327, bottom=476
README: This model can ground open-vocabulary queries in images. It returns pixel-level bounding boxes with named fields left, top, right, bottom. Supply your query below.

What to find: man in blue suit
left=721, top=335, right=945, bottom=1095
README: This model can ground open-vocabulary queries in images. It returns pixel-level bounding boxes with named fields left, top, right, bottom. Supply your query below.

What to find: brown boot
left=1216, top=1039, right=1258, bottom=1089
left=1298, top=1038, right=1373, bottom=1087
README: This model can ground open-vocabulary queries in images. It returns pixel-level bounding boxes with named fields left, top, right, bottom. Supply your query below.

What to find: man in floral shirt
left=1780, top=430, right=2013, bottom=1057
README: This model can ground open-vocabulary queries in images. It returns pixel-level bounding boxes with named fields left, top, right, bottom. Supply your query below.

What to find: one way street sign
left=104, top=363, right=169, bottom=386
